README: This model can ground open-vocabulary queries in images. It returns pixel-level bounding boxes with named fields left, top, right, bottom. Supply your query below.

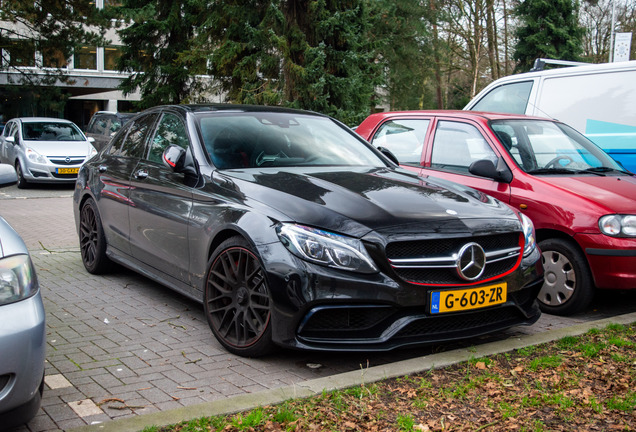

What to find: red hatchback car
left=357, top=111, right=636, bottom=316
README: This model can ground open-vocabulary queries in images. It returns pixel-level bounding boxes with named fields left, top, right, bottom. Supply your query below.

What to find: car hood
left=540, top=174, right=636, bottom=213
left=23, top=140, right=93, bottom=156
left=220, top=167, right=520, bottom=237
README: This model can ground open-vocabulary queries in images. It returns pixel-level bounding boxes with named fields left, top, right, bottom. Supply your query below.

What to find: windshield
left=197, top=112, right=387, bottom=169
left=490, top=119, right=626, bottom=174
left=22, top=122, right=86, bottom=142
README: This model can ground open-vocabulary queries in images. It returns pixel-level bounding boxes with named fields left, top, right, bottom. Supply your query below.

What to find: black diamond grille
left=387, top=233, right=520, bottom=285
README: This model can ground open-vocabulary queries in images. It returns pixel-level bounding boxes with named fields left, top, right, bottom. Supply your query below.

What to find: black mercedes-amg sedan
left=73, top=104, right=543, bottom=357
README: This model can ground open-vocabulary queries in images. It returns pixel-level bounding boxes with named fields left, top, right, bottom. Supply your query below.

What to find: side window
left=109, top=117, right=122, bottom=134
left=110, top=114, right=158, bottom=158
left=146, top=113, right=189, bottom=164
left=94, top=117, right=109, bottom=135
left=470, top=81, right=533, bottom=114
left=371, top=119, right=428, bottom=165
left=106, top=128, right=128, bottom=156
left=431, top=121, right=498, bottom=174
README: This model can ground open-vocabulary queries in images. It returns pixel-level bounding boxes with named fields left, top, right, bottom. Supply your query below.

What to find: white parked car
left=0, top=117, right=97, bottom=188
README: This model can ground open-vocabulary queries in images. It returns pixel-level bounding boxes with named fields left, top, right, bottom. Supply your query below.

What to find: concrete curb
left=68, top=312, right=636, bottom=432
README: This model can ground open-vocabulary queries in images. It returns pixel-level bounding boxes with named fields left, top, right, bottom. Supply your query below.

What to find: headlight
left=0, top=254, right=38, bottom=306
left=519, top=213, right=537, bottom=256
left=277, top=223, right=378, bottom=273
left=26, top=147, right=48, bottom=164
left=599, top=215, right=636, bottom=237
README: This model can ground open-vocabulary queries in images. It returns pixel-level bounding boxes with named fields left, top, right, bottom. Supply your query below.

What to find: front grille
left=299, top=306, right=397, bottom=338
left=386, top=233, right=521, bottom=285
left=49, top=157, right=85, bottom=165
left=51, top=172, right=79, bottom=179
left=394, top=307, right=521, bottom=339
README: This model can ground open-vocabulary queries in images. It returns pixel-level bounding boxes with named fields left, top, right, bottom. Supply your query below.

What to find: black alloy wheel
left=204, top=237, right=273, bottom=356
left=79, top=198, right=111, bottom=274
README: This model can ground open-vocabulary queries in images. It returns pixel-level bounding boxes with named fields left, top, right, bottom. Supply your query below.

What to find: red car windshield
left=490, top=119, right=627, bottom=174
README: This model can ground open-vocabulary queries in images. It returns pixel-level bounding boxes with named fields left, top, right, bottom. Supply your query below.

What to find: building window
left=42, top=47, right=67, bottom=68
left=74, top=46, right=97, bottom=70
left=7, top=40, right=35, bottom=67
left=103, top=46, right=122, bottom=70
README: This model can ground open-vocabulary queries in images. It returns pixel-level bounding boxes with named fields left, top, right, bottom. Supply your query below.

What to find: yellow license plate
left=430, top=283, right=507, bottom=314
left=57, top=168, right=79, bottom=174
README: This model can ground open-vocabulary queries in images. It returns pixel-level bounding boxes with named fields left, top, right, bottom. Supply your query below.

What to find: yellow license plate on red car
left=430, top=283, right=507, bottom=314
left=56, top=167, right=79, bottom=174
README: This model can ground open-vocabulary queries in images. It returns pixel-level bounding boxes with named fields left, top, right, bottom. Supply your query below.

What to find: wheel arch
left=207, top=228, right=247, bottom=262
left=536, top=228, right=579, bottom=249
left=536, top=227, right=591, bottom=271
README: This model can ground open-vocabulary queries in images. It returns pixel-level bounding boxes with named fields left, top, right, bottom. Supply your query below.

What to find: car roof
left=365, top=110, right=554, bottom=122
left=140, top=104, right=328, bottom=117
left=93, top=111, right=136, bottom=118
left=13, top=117, right=76, bottom=124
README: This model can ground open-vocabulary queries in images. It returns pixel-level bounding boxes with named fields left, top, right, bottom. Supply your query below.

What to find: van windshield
left=491, top=119, right=629, bottom=175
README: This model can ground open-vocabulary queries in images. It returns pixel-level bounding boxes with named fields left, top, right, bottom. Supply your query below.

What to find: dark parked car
left=356, top=110, right=636, bottom=316
left=73, top=105, right=543, bottom=357
left=0, top=216, right=46, bottom=428
left=85, top=111, right=136, bottom=151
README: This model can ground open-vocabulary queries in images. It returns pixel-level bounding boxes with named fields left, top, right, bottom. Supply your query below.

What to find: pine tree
left=513, top=0, right=585, bottom=72
left=117, top=0, right=206, bottom=108
left=370, top=0, right=435, bottom=110
left=202, top=0, right=380, bottom=125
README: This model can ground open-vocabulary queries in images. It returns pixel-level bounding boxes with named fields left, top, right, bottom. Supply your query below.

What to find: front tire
left=204, top=237, right=274, bottom=357
left=15, top=162, right=29, bottom=189
left=79, top=198, right=111, bottom=274
left=538, top=238, right=594, bottom=316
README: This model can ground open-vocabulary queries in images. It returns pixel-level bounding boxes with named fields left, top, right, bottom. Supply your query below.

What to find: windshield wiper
left=526, top=168, right=577, bottom=175
left=577, top=167, right=632, bottom=176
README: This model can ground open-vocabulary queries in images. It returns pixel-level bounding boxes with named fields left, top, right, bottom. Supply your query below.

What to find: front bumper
left=0, top=291, right=46, bottom=424
left=22, top=160, right=81, bottom=183
left=262, top=241, right=543, bottom=351
left=577, top=234, right=636, bottom=290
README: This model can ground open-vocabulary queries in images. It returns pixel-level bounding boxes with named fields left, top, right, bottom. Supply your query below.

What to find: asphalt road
left=1, top=181, right=635, bottom=432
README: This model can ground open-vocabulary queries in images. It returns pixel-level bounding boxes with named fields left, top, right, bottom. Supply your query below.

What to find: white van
left=464, top=60, right=636, bottom=173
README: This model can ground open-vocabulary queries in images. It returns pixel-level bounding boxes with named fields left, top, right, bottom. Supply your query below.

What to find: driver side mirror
left=162, top=145, right=200, bottom=186
left=469, top=158, right=513, bottom=183
left=6, top=136, right=15, bottom=144
left=162, top=145, right=187, bottom=171
left=377, top=146, right=400, bottom=166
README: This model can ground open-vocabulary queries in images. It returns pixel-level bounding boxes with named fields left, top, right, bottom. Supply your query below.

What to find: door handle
left=134, top=169, right=148, bottom=179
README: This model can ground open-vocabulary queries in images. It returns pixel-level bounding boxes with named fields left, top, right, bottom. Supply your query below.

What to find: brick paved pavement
left=1, top=184, right=633, bottom=431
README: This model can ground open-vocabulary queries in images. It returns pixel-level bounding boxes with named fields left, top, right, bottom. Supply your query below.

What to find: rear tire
left=538, top=238, right=594, bottom=316
left=204, top=236, right=274, bottom=357
left=79, top=198, right=111, bottom=274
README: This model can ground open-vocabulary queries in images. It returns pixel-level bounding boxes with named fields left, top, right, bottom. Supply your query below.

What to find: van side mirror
left=6, top=136, right=15, bottom=144
left=469, top=158, right=513, bottom=183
